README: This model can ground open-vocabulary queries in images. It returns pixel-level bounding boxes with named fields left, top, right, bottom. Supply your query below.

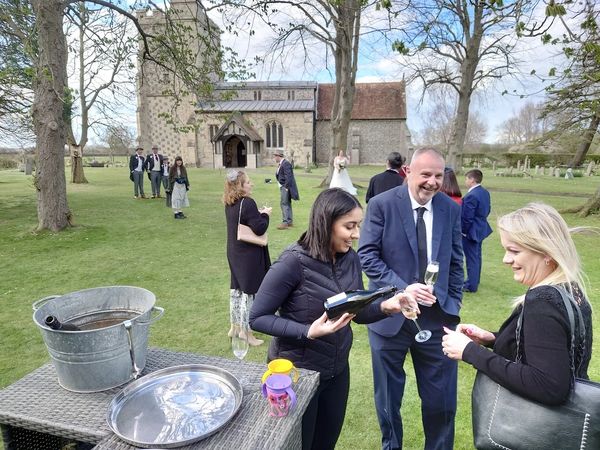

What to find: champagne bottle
left=44, top=315, right=80, bottom=331
left=324, top=286, right=399, bottom=319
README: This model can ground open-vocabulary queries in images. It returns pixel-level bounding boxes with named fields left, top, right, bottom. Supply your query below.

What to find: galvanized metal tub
left=32, top=286, right=164, bottom=393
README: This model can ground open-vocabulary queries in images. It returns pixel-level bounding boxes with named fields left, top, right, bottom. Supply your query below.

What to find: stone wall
left=196, top=111, right=314, bottom=168
left=315, top=119, right=413, bottom=165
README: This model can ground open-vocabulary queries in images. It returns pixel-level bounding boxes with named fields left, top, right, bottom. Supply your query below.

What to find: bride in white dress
left=329, top=150, right=357, bottom=195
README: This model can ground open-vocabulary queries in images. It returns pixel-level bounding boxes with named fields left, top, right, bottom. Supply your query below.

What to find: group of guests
left=128, top=146, right=190, bottom=219
left=223, top=146, right=593, bottom=450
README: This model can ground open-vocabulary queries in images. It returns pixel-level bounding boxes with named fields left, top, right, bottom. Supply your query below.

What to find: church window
left=287, top=90, right=295, bottom=100
left=265, top=121, right=284, bottom=150
left=253, top=90, right=262, bottom=101
left=209, top=125, right=219, bottom=140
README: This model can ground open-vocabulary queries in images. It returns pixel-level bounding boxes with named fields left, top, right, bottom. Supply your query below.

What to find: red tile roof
left=317, top=81, right=406, bottom=120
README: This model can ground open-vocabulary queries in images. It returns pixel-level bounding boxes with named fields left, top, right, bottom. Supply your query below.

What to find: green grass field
left=0, top=165, right=599, bottom=449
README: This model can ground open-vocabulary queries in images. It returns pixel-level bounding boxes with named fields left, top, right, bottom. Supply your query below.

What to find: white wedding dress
left=329, top=157, right=357, bottom=195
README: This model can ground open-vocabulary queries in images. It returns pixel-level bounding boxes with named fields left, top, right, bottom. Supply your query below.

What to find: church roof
left=212, top=113, right=263, bottom=142
left=317, top=82, right=407, bottom=120
left=197, top=99, right=314, bottom=112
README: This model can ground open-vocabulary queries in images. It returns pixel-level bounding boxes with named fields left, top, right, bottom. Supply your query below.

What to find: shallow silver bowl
left=107, top=364, right=243, bottom=448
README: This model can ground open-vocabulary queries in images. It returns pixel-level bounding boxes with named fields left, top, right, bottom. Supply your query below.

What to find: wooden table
left=0, top=348, right=319, bottom=449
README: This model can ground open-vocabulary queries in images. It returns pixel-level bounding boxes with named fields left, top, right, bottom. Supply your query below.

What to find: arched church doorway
left=223, top=136, right=247, bottom=168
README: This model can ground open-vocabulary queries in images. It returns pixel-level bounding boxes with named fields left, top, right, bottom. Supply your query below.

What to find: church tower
left=136, top=1, right=221, bottom=165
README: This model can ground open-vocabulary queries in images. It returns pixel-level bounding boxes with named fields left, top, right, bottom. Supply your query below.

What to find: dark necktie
left=416, top=207, right=427, bottom=283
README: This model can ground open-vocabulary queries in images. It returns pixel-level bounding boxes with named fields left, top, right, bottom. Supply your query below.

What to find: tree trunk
left=570, top=113, right=600, bottom=167
left=321, top=0, right=360, bottom=187
left=447, top=3, right=484, bottom=171
left=31, top=0, right=72, bottom=231
left=70, top=145, right=88, bottom=184
left=579, top=185, right=600, bottom=217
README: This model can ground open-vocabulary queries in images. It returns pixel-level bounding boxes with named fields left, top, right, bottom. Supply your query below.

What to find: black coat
left=365, top=169, right=404, bottom=203
left=249, top=243, right=388, bottom=379
left=225, top=197, right=271, bottom=294
left=275, top=159, right=299, bottom=200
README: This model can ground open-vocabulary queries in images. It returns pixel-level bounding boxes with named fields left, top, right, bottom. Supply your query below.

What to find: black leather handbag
left=472, top=286, right=600, bottom=449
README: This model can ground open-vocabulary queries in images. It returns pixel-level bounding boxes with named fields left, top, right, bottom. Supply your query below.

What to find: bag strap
left=238, top=198, right=244, bottom=226
left=515, top=284, right=585, bottom=375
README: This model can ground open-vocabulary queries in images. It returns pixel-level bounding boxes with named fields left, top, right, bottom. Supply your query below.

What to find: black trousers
left=302, top=364, right=350, bottom=450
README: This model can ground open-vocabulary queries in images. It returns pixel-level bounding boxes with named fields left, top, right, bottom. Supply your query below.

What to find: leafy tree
left=64, top=2, right=137, bottom=183
left=522, top=0, right=599, bottom=215
left=0, top=0, right=36, bottom=144
left=102, top=123, right=134, bottom=165
left=28, top=0, right=246, bottom=231
left=390, top=0, right=537, bottom=168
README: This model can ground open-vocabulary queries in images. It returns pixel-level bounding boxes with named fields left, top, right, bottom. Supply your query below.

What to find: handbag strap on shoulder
left=515, top=284, right=585, bottom=375
left=238, top=198, right=244, bottom=226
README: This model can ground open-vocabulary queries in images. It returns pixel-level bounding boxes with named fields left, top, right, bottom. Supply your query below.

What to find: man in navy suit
left=273, top=150, right=299, bottom=229
left=365, top=151, right=405, bottom=203
left=358, top=147, right=463, bottom=450
left=461, top=169, right=492, bottom=293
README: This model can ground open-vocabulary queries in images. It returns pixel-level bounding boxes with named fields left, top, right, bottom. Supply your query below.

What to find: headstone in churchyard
left=525, top=156, right=531, bottom=171
left=540, top=166, right=545, bottom=176
left=517, top=160, right=521, bottom=170
left=564, top=168, right=574, bottom=180
left=586, top=161, right=595, bottom=176
left=492, top=161, right=496, bottom=173
left=554, top=168, right=561, bottom=177
left=535, top=165, right=540, bottom=175
left=508, top=166, right=513, bottom=175
left=24, top=157, right=33, bottom=175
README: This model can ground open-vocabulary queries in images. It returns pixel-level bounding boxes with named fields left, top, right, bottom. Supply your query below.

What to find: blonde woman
left=223, top=170, right=271, bottom=346
left=443, top=202, right=593, bottom=405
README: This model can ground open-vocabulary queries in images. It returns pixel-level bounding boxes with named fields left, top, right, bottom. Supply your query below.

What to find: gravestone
left=586, top=161, right=595, bottom=176
left=517, top=160, right=521, bottom=170
left=554, top=168, right=561, bottom=177
left=535, top=165, right=540, bottom=175
left=564, top=168, right=574, bottom=180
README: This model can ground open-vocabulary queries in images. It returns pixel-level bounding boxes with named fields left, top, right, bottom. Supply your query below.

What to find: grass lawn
left=0, top=165, right=599, bottom=449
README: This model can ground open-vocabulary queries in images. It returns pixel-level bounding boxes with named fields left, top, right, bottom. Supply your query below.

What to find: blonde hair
left=497, top=202, right=588, bottom=306
left=222, top=169, right=248, bottom=205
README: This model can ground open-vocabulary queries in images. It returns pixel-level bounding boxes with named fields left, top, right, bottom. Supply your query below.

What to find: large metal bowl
left=107, top=364, right=243, bottom=448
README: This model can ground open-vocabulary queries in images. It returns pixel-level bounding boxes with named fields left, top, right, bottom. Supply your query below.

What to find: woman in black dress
left=224, top=169, right=272, bottom=346
left=442, top=202, right=592, bottom=404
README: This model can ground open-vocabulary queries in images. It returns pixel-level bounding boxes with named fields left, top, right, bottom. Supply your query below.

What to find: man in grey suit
left=358, top=147, right=463, bottom=450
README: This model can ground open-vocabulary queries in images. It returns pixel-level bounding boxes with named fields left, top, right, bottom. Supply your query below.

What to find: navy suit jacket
left=461, top=185, right=492, bottom=242
left=358, top=184, right=464, bottom=337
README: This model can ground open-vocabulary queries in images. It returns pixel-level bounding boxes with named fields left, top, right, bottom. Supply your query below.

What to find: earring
left=544, top=259, right=550, bottom=266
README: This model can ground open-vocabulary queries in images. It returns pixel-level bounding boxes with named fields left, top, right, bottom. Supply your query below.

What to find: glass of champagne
left=408, top=261, right=439, bottom=343
left=401, top=305, right=432, bottom=343
left=231, top=305, right=249, bottom=362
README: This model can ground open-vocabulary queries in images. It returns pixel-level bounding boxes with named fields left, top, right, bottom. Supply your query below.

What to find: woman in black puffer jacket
left=250, top=188, right=418, bottom=450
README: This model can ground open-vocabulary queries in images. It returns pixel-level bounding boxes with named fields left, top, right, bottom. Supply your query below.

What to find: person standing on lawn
left=358, top=147, right=463, bottom=450
left=461, top=169, right=493, bottom=293
left=273, top=150, right=299, bottom=230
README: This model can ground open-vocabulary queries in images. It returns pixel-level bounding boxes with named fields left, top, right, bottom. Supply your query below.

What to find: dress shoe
left=277, top=223, right=289, bottom=230
left=463, top=287, right=477, bottom=293
left=288, top=222, right=294, bottom=227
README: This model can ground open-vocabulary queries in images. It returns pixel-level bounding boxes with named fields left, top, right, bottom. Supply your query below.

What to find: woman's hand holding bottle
left=306, top=312, right=355, bottom=339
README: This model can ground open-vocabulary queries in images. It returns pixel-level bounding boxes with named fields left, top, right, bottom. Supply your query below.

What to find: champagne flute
left=231, top=304, right=249, bottom=362
left=401, top=305, right=432, bottom=343
left=409, top=261, right=439, bottom=343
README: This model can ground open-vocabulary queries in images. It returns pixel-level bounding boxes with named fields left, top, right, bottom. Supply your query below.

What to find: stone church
left=136, top=0, right=413, bottom=168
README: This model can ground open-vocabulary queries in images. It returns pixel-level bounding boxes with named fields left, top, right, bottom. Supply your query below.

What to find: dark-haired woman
left=168, top=156, right=190, bottom=219
left=440, top=167, right=462, bottom=205
left=250, top=188, right=418, bottom=450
